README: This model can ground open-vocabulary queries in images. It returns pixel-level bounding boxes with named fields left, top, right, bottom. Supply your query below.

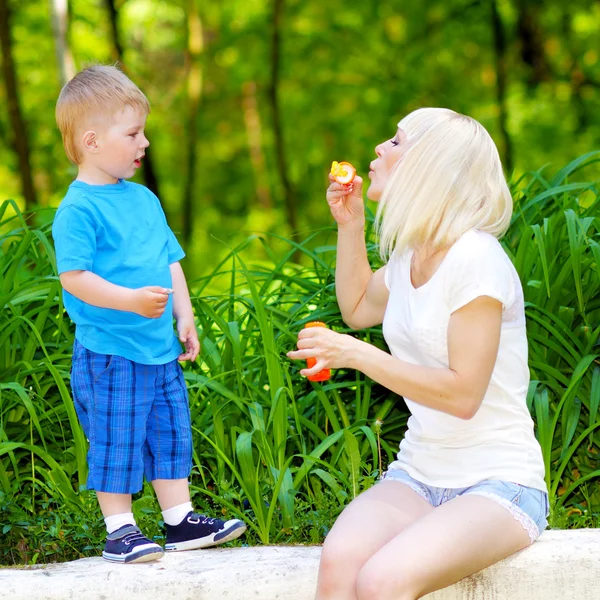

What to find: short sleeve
left=166, top=226, right=185, bottom=264
left=146, top=188, right=185, bottom=264
left=445, top=237, right=516, bottom=315
left=384, top=251, right=399, bottom=291
left=52, top=205, right=97, bottom=274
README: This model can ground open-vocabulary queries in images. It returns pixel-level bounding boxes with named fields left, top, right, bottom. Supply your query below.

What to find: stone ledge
left=1, top=530, right=598, bottom=599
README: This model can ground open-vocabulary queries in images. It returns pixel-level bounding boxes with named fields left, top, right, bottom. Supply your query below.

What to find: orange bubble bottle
left=330, top=161, right=356, bottom=185
left=305, top=321, right=331, bottom=382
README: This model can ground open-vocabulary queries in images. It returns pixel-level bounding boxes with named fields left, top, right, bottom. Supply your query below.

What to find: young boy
left=52, top=65, right=246, bottom=564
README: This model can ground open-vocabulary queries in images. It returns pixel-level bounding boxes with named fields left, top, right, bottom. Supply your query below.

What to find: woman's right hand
left=326, top=173, right=365, bottom=228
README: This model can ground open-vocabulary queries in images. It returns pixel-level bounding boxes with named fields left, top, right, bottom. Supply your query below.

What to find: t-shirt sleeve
left=52, top=205, right=97, bottom=274
left=148, top=189, right=185, bottom=264
left=383, top=252, right=397, bottom=291
left=445, top=239, right=516, bottom=315
left=166, top=226, right=185, bottom=264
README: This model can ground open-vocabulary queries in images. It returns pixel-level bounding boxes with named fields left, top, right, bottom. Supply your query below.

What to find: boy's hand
left=177, top=319, right=200, bottom=362
left=133, top=286, right=172, bottom=318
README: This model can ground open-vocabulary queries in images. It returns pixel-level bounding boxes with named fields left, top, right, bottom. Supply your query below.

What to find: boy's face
left=81, top=105, right=149, bottom=184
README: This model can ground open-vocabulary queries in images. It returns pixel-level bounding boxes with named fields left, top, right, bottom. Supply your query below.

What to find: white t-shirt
left=383, top=229, right=547, bottom=492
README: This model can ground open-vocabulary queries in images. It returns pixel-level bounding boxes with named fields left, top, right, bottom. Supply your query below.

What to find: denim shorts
left=381, top=469, right=549, bottom=543
left=70, top=340, right=193, bottom=494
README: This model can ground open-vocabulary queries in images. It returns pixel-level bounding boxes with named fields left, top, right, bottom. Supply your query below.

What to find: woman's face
left=366, top=128, right=408, bottom=201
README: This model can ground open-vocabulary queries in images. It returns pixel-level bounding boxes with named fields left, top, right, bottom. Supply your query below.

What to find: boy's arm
left=60, top=270, right=171, bottom=319
left=170, top=262, right=200, bottom=361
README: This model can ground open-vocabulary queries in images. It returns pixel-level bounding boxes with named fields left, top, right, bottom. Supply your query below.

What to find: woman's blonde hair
left=56, top=65, right=150, bottom=164
left=375, top=107, right=512, bottom=259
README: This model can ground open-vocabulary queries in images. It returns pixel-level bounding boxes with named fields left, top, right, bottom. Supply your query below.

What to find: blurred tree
left=103, top=0, right=161, bottom=200
left=516, top=0, right=550, bottom=87
left=242, top=80, right=272, bottom=210
left=181, top=0, right=203, bottom=245
left=1, top=0, right=599, bottom=277
left=0, top=0, right=37, bottom=210
left=269, top=0, right=297, bottom=233
left=491, top=0, right=513, bottom=171
left=50, top=0, right=76, bottom=86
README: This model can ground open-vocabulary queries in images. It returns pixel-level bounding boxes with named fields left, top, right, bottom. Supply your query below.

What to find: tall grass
left=0, top=153, right=599, bottom=563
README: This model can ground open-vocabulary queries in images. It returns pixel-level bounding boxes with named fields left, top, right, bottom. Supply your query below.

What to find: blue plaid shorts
left=70, top=340, right=192, bottom=494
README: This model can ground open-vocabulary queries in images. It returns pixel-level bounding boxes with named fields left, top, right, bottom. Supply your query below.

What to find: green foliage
left=1, top=153, right=599, bottom=564
left=1, top=0, right=600, bottom=278
left=505, top=152, right=600, bottom=524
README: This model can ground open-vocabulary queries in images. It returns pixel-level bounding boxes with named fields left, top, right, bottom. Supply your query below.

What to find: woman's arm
left=288, top=295, right=503, bottom=419
left=327, top=175, right=389, bottom=329
left=336, top=228, right=390, bottom=329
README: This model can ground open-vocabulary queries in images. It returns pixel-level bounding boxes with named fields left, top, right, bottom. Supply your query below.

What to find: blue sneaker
left=102, top=524, right=164, bottom=564
left=165, top=512, right=246, bottom=551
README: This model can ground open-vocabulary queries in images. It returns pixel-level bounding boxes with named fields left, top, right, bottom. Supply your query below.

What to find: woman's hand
left=326, top=173, right=365, bottom=229
left=287, top=325, right=363, bottom=378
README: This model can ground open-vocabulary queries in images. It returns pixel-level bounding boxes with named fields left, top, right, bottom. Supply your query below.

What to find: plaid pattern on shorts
left=70, top=340, right=192, bottom=493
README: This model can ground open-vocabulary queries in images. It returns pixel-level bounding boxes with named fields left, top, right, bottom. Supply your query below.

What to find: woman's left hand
left=287, top=326, right=360, bottom=377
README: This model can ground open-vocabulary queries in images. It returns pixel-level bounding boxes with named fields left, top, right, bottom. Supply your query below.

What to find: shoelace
left=121, top=531, right=149, bottom=546
left=189, top=513, right=217, bottom=526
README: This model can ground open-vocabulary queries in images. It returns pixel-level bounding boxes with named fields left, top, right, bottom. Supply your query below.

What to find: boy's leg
left=97, top=491, right=135, bottom=532
left=354, top=493, right=531, bottom=600
left=152, top=478, right=191, bottom=509
left=146, top=360, right=246, bottom=550
left=70, top=344, right=164, bottom=563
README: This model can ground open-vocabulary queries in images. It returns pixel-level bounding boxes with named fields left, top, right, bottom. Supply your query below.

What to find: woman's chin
left=366, top=185, right=381, bottom=202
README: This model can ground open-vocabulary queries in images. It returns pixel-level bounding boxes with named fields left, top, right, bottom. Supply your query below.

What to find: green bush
left=1, top=153, right=599, bottom=564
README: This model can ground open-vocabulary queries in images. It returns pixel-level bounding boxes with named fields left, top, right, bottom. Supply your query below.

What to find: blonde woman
left=288, top=108, right=548, bottom=600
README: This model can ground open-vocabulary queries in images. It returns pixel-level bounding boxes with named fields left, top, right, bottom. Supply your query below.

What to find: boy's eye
left=129, top=133, right=138, bottom=137
left=391, top=139, right=399, bottom=147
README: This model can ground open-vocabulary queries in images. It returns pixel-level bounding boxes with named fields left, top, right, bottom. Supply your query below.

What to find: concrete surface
left=1, top=530, right=599, bottom=599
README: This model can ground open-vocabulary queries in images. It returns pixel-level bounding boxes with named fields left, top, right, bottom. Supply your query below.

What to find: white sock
left=162, top=502, right=193, bottom=526
left=104, top=512, right=136, bottom=534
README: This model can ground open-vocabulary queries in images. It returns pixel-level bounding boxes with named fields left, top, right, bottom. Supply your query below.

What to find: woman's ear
left=81, top=130, right=99, bottom=153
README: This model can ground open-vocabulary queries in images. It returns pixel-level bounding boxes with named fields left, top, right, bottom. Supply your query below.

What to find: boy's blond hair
left=375, top=107, right=513, bottom=259
left=56, top=65, right=150, bottom=164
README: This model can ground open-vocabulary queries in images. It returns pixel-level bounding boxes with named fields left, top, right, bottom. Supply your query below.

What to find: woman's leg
left=356, top=494, right=532, bottom=600
left=316, top=481, right=433, bottom=600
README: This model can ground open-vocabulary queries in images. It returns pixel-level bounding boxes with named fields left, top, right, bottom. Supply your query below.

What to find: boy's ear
left=81, top=130, right=99, bottom=153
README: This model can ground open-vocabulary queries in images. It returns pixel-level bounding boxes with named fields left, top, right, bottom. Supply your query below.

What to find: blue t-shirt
left=52, top=180, right=185, bottom=365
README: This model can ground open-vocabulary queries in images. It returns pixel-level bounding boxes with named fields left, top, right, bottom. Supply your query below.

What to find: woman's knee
left=356, top=561, right=417, bottom=600
left=319, top=533, right=356, bottom=574
left=317, top=534, right=364, bottom=595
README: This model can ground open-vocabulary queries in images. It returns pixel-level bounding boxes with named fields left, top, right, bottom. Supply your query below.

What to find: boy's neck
left=76, top=164, right=121, bottom=186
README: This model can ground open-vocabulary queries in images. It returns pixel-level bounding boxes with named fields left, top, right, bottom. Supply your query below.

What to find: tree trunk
left=181, top=0, right=203, bottom=246
left=269, top=0, right=297, bottom=233
left=242, top=81, right=272, bottom=210
left=49, top=0, right=75, bottom=86
left=516, top=0, right=549, bottom=87
left=491, top=0, right=513, bottom=174
left=103, top=0, right=161, bottom=200
left=561, top=11, right=588, bottom=133
left=0, top=0, right=37, bottom=210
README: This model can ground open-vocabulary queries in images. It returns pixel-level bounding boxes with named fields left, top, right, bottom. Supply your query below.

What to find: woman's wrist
left=343, top=334, right=370, bottom=370
left=337, top=220, right=366, bottom=235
